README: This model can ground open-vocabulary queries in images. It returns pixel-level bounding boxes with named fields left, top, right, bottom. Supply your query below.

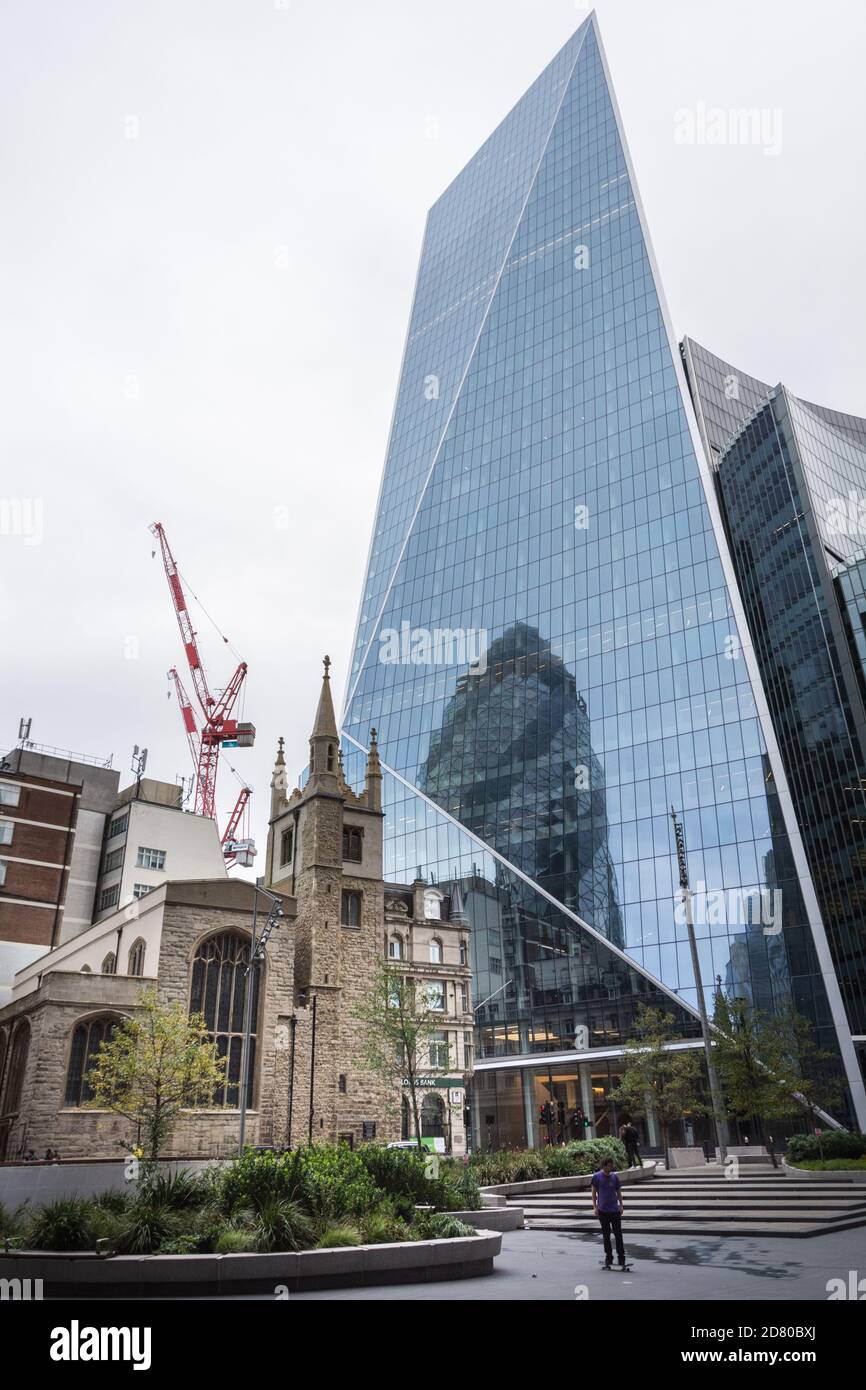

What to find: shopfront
left=471, top=1050, right=713, bottom=1153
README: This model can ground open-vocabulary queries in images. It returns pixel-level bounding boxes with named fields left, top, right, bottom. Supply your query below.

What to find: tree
left=353, top=960, right=454, bottom=1154
left=712, top=988, right=845, bottom=1150
left=85, top=989, right=227, bottom=1163
left=609, top=1006, right=707, bottom=1166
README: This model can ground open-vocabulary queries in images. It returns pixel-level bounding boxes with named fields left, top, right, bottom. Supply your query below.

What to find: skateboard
left=600, top=1261, right=634, bottom=1272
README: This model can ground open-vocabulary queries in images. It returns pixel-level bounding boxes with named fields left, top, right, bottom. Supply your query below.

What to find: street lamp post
left=670, top=808, right=729, bottom=1164
left=238, top=882, right=285, bottom=1156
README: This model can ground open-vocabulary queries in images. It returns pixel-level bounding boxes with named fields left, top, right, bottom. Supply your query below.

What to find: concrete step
left=525, top=1217, right=865, bottom=1238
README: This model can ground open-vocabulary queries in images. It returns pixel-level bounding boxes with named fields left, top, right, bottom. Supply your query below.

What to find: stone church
left=0, top=662, right=473, bottom=1161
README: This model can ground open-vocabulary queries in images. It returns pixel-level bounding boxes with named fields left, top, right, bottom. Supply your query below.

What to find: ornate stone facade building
left=0, top=663, right=473, bottom=1161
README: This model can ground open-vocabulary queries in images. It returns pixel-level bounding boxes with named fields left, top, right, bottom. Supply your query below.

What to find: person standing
left=591, top=1156, right=626, bottom=1269
left=621, top=1120, right=642, bottom=1169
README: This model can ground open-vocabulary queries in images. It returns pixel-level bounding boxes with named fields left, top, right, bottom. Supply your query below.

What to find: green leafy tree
left=85, top=988, right=227, bottom=1162
left=712, top=988, right=845, bottom=1150
left=353, top=960, right=453, bottom=1154
left=609, top=1006, right=707, bottom=1166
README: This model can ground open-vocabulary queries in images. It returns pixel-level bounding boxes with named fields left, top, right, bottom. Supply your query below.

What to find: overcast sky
left=2, top=0, right=864, bottom=870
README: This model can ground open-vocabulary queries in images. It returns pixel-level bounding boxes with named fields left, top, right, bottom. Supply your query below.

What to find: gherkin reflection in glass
left=341, top=16, right=854, bottom=1093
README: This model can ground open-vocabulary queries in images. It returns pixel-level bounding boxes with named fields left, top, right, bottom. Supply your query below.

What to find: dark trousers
left=599, top=1211, right=625, bottom=1264
left=626, top=1142, right=641, bottom=1167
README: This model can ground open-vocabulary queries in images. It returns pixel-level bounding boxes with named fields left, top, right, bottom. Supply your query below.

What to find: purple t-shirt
left=591, top=1169, right=621, bottom=1213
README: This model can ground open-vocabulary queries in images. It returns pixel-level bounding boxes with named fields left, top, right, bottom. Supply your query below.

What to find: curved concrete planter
left=480, top=1161, right=657, bottom=1199
left=781, top=1158, right=866, bottom=1183
left=0, top=1230, right=502, bottom=1297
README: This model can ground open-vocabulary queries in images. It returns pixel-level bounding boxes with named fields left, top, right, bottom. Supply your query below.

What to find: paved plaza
left=283, top=1224, right=866, bottom=1301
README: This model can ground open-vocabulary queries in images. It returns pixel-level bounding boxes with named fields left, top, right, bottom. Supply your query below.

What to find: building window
left=80, top=965, right=92, bottom=973
left=388, top=934, right=403, bottom=959
left=1, top=1023, right=29, bottom=1116
left=421, top=1092, right=446, bottom=1139
left=103, top=847, right=123, bottom=873
left=429, top=938, right=442, bottom=964
left=429, top=1031, right=449, bottom=1069
left=0, top=784, right=21, bottom=807
left=64, top=1016, right=118, bottom=1107
left=280, top=827, right=294, bottom=867
left=1, top=1022, right=30, bottom=1117
left=338, top=1074, right=347, bottom=1093
left=0, top=1030, right=7, bottom=1101
left=136, top=846, right=166, bottom=871
left=98, top=886, right=119, bottom=913
left=427, top=981, right=445, bottom=1011
left=0, top=860, right=6, bottom=888
left=107, top=813, right=128, bottom=839
left=101, top=953, right=116, bottom=975
left=459, top=939, right=468, bottom=967
left=459, top=984, right=469, bottom=1014
left=342, top=827, right=363, bottom=863
left=327, top=744, right=335, bottom=772
left=463, top=1031, right=473, bottom=1070
left=132, top=883, right=153, bottom=900
left=128, top=939, right=146, bottom=976
left=341, top=890, right=362, bottom=927
left=423, top=889, right=442, bottom=920
left=489, top=955, right=502, bottom=974
left=0, top=821, right=13, bottom=847
left=189, top=931, right=258, bottom=1108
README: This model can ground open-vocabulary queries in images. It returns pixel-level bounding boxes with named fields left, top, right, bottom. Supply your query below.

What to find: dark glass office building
left=340, top=15, right=866, bottom=1144
left=683, top=338, right=866, bottom=1077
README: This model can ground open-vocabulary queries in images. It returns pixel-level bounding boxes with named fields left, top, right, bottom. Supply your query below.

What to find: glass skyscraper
left=340, top=15, right=866, bottom=1145
left=683, top=338, right=866, bottom=1070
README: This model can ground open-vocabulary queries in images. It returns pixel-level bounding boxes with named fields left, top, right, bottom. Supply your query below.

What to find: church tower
left=265, top=659, right=397, bottom=1146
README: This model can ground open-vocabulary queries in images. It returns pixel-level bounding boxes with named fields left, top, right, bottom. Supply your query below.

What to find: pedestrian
left=591, top=1156, right=626, bottom=1269
left=619, top=1120, right=642, bottom=1168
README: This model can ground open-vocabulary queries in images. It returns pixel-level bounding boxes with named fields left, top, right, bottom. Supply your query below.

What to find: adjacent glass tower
left=683, top=338, right=866, bottom=1066
left=341, top=14, right=866, bottom=1142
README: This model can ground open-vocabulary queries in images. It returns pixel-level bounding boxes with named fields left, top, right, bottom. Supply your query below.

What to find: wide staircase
left=513, top=1167, right=866, bottom=1238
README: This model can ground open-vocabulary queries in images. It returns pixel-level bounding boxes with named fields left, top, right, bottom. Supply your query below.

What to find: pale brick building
left=0, top=662, right=473, bottom=1161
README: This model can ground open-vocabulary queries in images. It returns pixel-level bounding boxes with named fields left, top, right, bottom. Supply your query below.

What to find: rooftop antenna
left=131, top=745, right=148, bottom=798
left=17, top=717, right=32, bottom=747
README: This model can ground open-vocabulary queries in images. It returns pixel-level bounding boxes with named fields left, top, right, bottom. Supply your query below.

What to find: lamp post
left=238, top=882, right=285, bottom=1156
left=670, top=808, right=728, bottom=1163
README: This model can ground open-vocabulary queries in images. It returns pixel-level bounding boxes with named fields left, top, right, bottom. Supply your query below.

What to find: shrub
left=91, top=1189, right=131, bottom=1216
left=27, top=1198, right=98, bottom=1252
left=0, top=1201, right=25, bottom=1238
left=786, top=1131, right=866, bottom=1162
left=466, top=1137, right=629, bottom=1186
left=360, top=1209, right=412, bottom=1245
left=252, top=1197, right=315, bottom=1253
left=157, top=1234, right=201, bottom=1254
left=412, top=1212, right=475, bottom=1240
left=144, top=1169, right=206, bottom=1211
left=214, top=1227, right=258, bottom=1254
left=116, top=1198, right=182, bottom=1255
left=789, top=1157, right=866, bottom=1172
left=316, top=1224, right=363, bottom=1248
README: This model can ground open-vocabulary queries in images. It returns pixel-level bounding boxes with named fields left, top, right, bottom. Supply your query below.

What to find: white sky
left=2, top=0, right=864, bottom=871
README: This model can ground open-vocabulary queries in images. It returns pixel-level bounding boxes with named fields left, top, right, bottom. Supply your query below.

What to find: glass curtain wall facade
left=341, top=16, right=865, bottom=1137
left=683, top=339, right=866, bottom=1075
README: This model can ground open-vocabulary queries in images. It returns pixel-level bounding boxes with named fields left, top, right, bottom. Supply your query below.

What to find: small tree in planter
left=609, top=1006, right=707, bottom=1167
left=712, top=988, right=845, bottom=1156
left=353, top=960, right=453, bottom=1155
left=86, top=988, right=227, bottom=1171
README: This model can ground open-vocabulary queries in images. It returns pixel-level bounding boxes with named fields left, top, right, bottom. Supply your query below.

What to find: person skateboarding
left=591, top=1156, right=627, bottom=1269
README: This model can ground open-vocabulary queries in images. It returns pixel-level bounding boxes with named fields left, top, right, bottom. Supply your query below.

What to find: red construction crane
left=151, top=523, right=256, bottom=865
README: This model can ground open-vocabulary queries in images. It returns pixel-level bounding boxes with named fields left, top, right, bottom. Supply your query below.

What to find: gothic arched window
left=127, top=939, right=146, bottom=977
left=1, top=1021, right=30, bottom=1117
left=64, top=1016, right=118, bottom=1108
left=101, top=952, right=116, bottom=976
left=189, top=931, right=258, bottom=1108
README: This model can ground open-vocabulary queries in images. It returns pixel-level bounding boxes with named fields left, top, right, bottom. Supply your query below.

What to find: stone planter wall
left=0, top=1229, right=503, bottom=1297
